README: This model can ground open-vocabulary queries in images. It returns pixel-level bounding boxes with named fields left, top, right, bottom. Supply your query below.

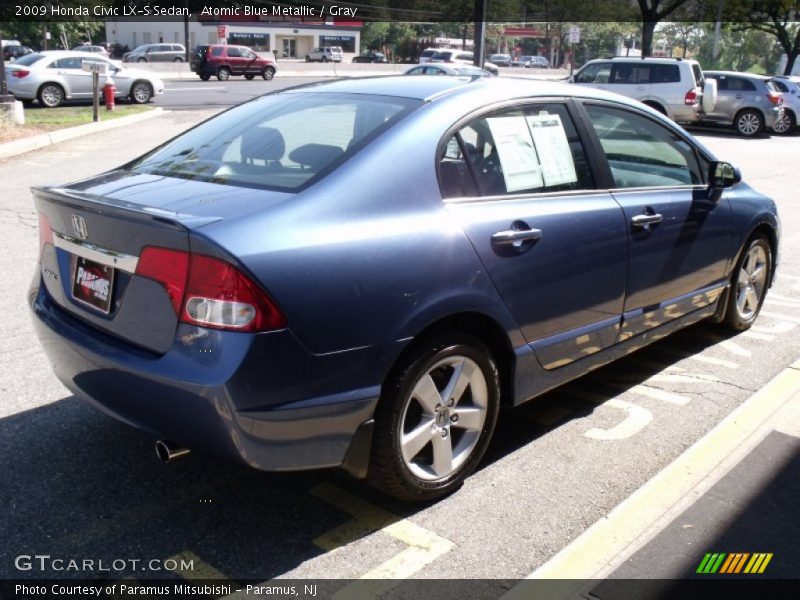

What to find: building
left=105, top=16, right=361, bottom=59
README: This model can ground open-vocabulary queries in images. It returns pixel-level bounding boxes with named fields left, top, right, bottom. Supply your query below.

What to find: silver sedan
left=4, top=51, right=164, bottom=108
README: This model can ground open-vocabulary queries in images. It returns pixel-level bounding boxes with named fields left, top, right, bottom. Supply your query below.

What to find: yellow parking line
left=311, top=483, right=453, bottom=585
left=503, top=361, right=800, bottom=593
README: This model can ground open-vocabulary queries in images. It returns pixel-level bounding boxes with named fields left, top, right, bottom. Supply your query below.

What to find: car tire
left=137, top=58, right=146, bottom=63
left=37, top=83, right=65, bottom=108
left=262, top=67, right=275, bottom=81
left=199, top=74, right=210, bottom=81
left=643, top=101, right=667, bottom=116
left=322, top=56, right=329, bottom=63
left=217, top=67, right=231, bottom=81
left=305, top=55, right=311, bottom=62
left=368, top=333, right=500, bottom=502
left=772, top=110, right=796, bottom=135
left=173, top=57, right=183, bottom=63
left=735, top=109, right=764, bottom=137
left=244, top=74, right=255, bottom=80
left=720, top=235, right=772, bottom=331
left=129, top=81, right=153, bottom=104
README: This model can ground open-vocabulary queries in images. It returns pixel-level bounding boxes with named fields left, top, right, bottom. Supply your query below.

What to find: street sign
left=217, top=25, right=228, bottom=39
left=568, top=27, right=581, bottom=44
left=81, top=61, right=108, bottom=75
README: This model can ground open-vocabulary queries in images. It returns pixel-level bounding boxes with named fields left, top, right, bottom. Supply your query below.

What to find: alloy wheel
left=735, top=244, right=768, bottom=320
left=737, top=112, right=762, bottom=136
left=131, top=82, right=151, bottom=103
left=39, top=84, right=63, bottom=108
left=399, top=355, right=488, bottom=481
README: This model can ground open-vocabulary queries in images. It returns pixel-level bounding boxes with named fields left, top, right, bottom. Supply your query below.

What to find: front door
left=582, top=103, right=731, bottom=340
left=440, top=101, right=628, bottom=370
left=282, top=39, right=296, bottom=58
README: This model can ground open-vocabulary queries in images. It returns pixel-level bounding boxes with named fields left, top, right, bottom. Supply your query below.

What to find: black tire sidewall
left=370, top=333, right=500, bottom=500
left=736, top=110, right=764, bottom=136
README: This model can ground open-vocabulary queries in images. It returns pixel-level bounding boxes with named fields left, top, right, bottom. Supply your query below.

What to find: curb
left=502, top=359, right=800, bottom=597
left=0, top=107, right=165, bottom=161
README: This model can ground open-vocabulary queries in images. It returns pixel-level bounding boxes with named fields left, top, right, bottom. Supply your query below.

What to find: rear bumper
left=30, top=281, right=388, bottom=472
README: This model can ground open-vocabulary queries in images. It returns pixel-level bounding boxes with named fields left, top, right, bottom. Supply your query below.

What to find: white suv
left=429, top=49, right=499, bottom=75
left=306, top=46, right=343, bottom=63
left=571, top=57, right=716, bottom=124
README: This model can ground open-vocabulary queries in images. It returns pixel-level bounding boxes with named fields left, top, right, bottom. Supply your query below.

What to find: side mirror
left=709, top=161, right=741, bottom=189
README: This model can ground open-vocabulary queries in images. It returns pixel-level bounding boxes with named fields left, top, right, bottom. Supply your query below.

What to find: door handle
left=491, top=228, right=543, bottom=245
left=631, top=213, right=663, bottom=227
left=735, top=94, right=744, bottom=99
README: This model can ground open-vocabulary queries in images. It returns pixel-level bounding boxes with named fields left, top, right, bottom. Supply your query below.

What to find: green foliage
left=1, top=21, right=104, bottom=50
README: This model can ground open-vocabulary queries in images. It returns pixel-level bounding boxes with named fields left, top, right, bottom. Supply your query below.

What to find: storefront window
left=319, top=36, right=355, bottom=52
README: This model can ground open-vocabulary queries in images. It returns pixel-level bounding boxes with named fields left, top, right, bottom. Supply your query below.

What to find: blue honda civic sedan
left=31, top=76, right=779, bottom=501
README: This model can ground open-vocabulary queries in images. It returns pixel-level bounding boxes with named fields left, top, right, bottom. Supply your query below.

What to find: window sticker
left=526, top=113, right=578, bottom=187
left=486, top=116, right=544, bottom=192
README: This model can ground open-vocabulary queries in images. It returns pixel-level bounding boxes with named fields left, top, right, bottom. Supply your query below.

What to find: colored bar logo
left=696, top=552, right=773, bottom=574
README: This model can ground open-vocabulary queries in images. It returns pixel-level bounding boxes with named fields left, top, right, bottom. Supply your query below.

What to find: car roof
left=278, top=75, right=658, bottom=108
left=705, top=70, right=769, bottom=80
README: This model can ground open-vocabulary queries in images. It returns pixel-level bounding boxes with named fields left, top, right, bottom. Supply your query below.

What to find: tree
left=636, top=0, right=694, bottom=55
left=734, top=0, right=800, bottom=74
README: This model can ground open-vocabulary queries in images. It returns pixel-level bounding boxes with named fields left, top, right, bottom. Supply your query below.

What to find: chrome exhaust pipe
left=155, top=440, right=190, bottom=463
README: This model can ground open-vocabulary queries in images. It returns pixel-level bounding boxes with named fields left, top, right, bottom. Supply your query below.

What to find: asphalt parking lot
left=1, top=100, right=799, bottom=594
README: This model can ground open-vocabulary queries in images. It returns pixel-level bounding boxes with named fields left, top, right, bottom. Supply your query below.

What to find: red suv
left=191, top=45, right=276, bottom=81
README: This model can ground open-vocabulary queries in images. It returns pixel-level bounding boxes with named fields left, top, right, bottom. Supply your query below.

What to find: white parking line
left=760, top=311, right=800, bottom=324
left=740, top=330, right=776, bottom=341
left=583, top=398, right=653, bottom=441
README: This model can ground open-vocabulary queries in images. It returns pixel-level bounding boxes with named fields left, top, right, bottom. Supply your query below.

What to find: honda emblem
left=71, top=214, right=88, bottom=240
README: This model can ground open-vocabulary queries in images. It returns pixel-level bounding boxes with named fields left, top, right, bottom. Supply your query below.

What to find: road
left=1, top=99, right=799, bottom=592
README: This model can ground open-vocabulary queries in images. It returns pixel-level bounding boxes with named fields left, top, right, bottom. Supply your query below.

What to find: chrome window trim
left=53, top=232, right=139, bottom=273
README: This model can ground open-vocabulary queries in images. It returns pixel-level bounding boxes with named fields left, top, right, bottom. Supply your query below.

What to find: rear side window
left=692, top=64, right=703, bottom=86
left=727, top=77, right=756, bottom=91
left=772, top=80, right=789, bottom=93
left=226, top=47, right=241, bottom=57
left=611, top=64, right=650, bottom=84
left=211, top=47, right=223, bottom=57
left=651, top=64, right=680, bottom=83
left=131, top=93, right=421, bottom=192
left=440, top=103, right=594, bottom=198
left=585, top=104, right=703, bottom=188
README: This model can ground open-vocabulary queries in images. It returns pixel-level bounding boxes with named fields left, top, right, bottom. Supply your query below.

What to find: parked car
left=405, top=64, right=493, bottom=77
left=5, top=51, right=164, bottom=107
left=352, top=51, right=388, bottom=64
left=123, top=43, right=186, bottom=63
left=3, top=44, right=34, bottom=62
left=512, top=55, right=549, bottom=68
left=30, top=77, right=778, bottom=502
left=767, top=75, right=799, bottom=134
left=72, top=45, right=109, bottom=57
left=701, top=71, right=784, bottom=136
left=429, top=49, right=499, bottom=75
left=305, top=46, right=343, bottom=62
left=489, top=53, right=512, bottom=67
left=191, top=44, right=276, bottom=81
left=417, top=48, right=441, bottom=64
left=571, top=56, right=716, bottom=125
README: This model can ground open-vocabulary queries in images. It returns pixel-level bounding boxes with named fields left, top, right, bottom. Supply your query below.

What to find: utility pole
left=473, top=0, right=487, bottom=68
left=184, top=0, right=190, bottom=62
left=712, top=0, right=724, bottom=65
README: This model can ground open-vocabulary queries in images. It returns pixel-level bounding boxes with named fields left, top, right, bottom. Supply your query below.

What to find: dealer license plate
left=71, top=256, right=115, bottom=314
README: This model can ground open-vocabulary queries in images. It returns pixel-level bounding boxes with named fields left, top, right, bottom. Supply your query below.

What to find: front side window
left=576, top=62, right=611, bottom=84
left=211, top=47, right=223, bottom=57
left=585, top=104, right=703, bottom=188
left=131, top=93, right=420, bottom=192
left=226, top=47, right=241, bottom=58
left=439, top=103, right=593, bottom=198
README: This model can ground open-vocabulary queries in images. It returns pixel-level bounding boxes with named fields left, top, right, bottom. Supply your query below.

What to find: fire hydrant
left=103, top=77, right=116, bottom=111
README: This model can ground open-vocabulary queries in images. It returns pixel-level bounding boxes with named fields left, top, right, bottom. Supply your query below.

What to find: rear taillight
left=135, top=247, right=286, bottom=332
left=136, top=247, right=189, bottom=316
left=767, top=92, right=782, bottom=105
left=38, top=213, right=54, bottom=260
left=12, top=69, right=30, bottom=78
left=684, top=88, right=698, bottom=105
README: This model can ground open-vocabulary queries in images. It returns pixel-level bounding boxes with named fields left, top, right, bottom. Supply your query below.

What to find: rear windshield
left=12, top=53, right=45, bottom=66
left=420, top=50, right=437, bottom=57
left=130, top=92, right=421, bottom=192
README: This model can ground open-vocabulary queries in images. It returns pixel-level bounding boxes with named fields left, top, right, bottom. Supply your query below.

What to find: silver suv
left=702, top=71, right=785, bottom=136
left=305, top=46, right=343, bottom=62
left=768, top=75, right=799, bottom=134
left=572, top=57, right=714, bottom=124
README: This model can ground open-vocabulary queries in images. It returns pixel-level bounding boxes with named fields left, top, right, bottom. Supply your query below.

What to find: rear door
left=581, top=102, right=731, bottom=340
left=704, top=74, right=735, bottom=122
left=441, top=101, right=628, bottom=369
left=54, top=56, right=94, bottom=97
left=609, top=62, right=651, bottom=101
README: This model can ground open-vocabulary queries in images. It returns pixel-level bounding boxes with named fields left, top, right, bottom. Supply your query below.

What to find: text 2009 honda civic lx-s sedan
left=31, top=77, right=779, bottom=501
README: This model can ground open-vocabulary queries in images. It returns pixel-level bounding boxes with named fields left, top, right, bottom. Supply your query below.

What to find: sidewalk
left=0, top=107, right=164, bottom=161
left=506, top=358, right=800, bottom=597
